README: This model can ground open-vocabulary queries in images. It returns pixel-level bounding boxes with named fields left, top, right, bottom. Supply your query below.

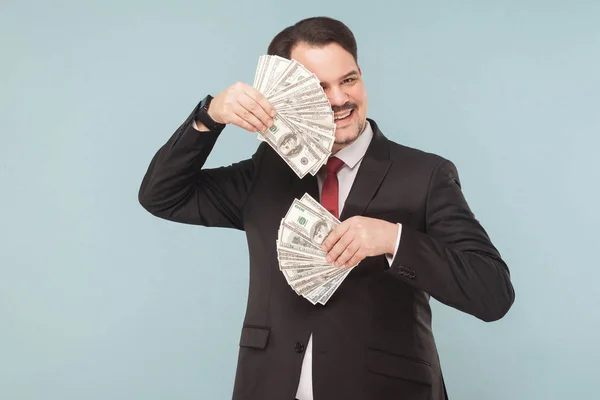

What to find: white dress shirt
left=295, top=121, right=403, bottom=400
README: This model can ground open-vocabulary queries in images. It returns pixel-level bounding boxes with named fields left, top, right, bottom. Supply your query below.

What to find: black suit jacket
left=139, top=104, right=515, bottom=400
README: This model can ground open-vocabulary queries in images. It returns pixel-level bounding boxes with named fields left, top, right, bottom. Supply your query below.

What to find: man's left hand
left=321, top=216, right=399, bottom=268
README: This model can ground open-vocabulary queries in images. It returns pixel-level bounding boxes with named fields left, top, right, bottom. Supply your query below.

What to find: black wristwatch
left=195, top=95, right=226, bottom=132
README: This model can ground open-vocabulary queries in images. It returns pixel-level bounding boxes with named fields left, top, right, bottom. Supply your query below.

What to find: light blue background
left=1, top=1, right=599, bottom=399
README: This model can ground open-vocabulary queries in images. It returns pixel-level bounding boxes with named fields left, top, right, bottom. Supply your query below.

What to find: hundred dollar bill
left=261, top=56, right=291, bottom=94
left=271, top=89, right=325, bottom=110
left=305, top=268, right=352, bottom=304
left=289, top=265, right=339, bottom=289
left=303, top=270, right=346, bottom=304
left=290, top=121, right=331, bottom=156
left=278, top=262, right=329, bottom=271
left=277, top=226, right=328, bottom=258
left=292, top=267, right=347, bottom=295
left=254, top=55, right=290, bottom=94
left=277, top=248, right=329, bottom=263
left=254, top=55, right=273, bottom=93
left=269, top=78, right=325, bottom=107
left=278, top=255, right=328, bottom=267
left=276, top=240, right=326, bottom=259
left=266, top=60, right=313, bottom=98
left=277, top=222, right=323, bottom=251
left=277, top=248, right=318, bottom=262
left=278, top=101, right=332, bottom=114
left=279, top=110, right=334, bottom=124
left=316, top=269, right=353, bottom=304
left=276, top=99, right=331, bottom=111
left=279, top=263, right=326, bottom=271
left=279, top=261, right=333, bottom=270
left=281, top=203, right=334, bottom=250
left=277, top=243, right=327, bottom=260
left=294, top=124, right=335, bottom=174
left=278, top=114, right=334, bottom=151
left=278, top=258, right=320, bottom=267
left=254, top=56, right=292, bottom=142
left=300, top=194, right=340, bottom=221
left=268, top=73, right=316, bottom=100
left=299, top=193, right=342, bottom=226
left=252, top=55, right=265, bottom=89
left=277, top=246, right=328, bottom=267
left=258, top=115, right=325, bottom=178
left=282, top=266, right=336, bottom=283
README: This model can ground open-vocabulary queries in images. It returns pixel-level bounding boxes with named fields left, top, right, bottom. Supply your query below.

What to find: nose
left=327, top=86, right=348, bottom=108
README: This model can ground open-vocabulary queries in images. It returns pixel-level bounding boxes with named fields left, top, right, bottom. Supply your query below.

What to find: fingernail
left=326, top=256, right=332, bottom=263
left=270, top=110, right=277, bottom=117
left=267, top=119, right=274, bottom=128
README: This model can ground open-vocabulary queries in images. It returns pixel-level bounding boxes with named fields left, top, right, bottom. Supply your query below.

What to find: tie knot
left=325, top=156, right=345, bottom=175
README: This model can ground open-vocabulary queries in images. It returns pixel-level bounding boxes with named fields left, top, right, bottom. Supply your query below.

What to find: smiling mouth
left=334, top=109, right=354, bottom=121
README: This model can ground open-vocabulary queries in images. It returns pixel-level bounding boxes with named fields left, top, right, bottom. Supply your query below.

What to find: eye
left=342, top=77, right=357, bottom=84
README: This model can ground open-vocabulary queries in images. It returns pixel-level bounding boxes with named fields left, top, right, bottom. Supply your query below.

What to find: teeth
left=334, top=110, right=352, bottom=120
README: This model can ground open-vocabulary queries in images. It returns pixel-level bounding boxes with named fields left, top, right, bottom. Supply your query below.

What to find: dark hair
left=267, top=17, right=358, bottom=64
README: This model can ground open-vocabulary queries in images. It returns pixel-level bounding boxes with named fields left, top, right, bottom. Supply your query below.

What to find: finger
left=244, top=86, right=277, bottom=118
left=326, top=231, right=354, bottom=264
left=228, top=112, right=259, bottom=132
left=239, top=92, right=273, bottom=129
left=322, top=221, right=351, bottom=252
left=232, top=103, right=267, bottom=132
left=346, top=250, right=365, bottom=269
left=334, top=239, right=359, bottom=267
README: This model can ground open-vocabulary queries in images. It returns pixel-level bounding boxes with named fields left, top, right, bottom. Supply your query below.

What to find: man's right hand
left=198, top=82, right=277, bottom=132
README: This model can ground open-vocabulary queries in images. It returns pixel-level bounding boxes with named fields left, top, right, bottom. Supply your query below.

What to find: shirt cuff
left=385, top=223, right=402, bottom=267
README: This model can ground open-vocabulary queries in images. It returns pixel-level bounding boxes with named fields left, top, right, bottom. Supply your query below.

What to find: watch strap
left=195, top=95, right=226, bottom=132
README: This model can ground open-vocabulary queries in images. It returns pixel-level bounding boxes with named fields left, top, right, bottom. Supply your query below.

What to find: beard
left=331, top=101, right=367, bottom=148
left=334, top=117, right=367, bottom=146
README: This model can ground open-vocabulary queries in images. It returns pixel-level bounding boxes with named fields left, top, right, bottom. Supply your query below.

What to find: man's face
left=280, top=135, right=297, bottom=155
left=290, top=42, right=368, bottom=152
left=312, top=223, right=328, bottom=245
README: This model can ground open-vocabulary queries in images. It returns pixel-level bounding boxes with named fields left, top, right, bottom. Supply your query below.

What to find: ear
left=358, top=65, right=362, bottom=76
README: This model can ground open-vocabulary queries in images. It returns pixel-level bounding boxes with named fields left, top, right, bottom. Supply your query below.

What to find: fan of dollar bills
left=277, top=193, right=355, bottom=305
left=253, top=55, right=336, bottom=178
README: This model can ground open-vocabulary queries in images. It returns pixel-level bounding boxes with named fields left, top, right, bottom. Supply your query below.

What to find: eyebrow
left=339, top=70, right=359, bottom=80
left=320, top=70, right=360, bottom=87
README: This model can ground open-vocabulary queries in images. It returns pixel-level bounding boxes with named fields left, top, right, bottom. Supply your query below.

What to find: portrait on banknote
left=310, top=219, right=330, bottom=246
left=277, top=133, right=303, bottom=157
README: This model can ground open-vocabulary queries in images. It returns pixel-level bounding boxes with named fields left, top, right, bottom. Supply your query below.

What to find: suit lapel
left=339, top=119, right=392, bottom=221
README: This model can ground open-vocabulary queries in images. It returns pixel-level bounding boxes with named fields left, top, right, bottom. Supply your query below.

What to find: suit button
left=295, top=342, right=305, bottom=353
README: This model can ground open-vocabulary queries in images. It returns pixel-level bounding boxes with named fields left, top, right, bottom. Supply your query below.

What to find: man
left=139, top=16, right=514, bottom=400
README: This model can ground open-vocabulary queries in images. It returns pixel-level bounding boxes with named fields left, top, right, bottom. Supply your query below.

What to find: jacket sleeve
left=138, top=105, right=266, bottom=230
left=388, top=159, right=515, bottom=322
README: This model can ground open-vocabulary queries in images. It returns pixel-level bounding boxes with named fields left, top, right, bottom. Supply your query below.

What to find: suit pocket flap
left=366, top=349, right=433, bottom=385
left=239, top=326, right=270, bottom=349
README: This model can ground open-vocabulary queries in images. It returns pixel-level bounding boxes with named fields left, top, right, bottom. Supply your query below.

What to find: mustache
left=331, top=103, right=357, bottom=113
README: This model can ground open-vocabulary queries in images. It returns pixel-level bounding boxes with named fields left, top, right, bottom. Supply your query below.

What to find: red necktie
left=320, top=156, right=345, bottom=219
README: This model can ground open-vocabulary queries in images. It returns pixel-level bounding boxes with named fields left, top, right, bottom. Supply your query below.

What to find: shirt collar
left=332, top=120, right=374, bottom=170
